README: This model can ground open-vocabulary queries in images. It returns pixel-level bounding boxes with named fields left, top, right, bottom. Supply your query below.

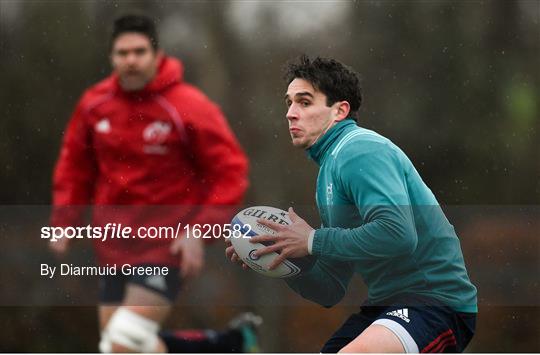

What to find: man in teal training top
left=226, top=55, right=477, bottom=353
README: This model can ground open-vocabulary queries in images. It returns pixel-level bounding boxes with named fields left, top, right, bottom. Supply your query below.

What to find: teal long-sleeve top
left=286, top=119, right=477, bottom=313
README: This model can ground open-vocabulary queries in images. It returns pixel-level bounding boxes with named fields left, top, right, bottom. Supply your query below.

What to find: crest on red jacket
left=143, top=121, right=172, bottom=144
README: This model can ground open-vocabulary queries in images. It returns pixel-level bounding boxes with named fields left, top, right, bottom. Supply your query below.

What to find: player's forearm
left=312, top=215, right=418, bottom=261
left=52, top=101, right=97, bottom=208
left=285, top=261, right=351, bottom=308
left=201, top=171, right=248, bottom=205
left=188, top=167, right=248, bottom=226
left=194, top=139, right=249, bottom=206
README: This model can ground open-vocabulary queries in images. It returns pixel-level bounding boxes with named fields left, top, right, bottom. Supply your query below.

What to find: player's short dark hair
left=111, top=15, right=159, bottom=51
left=284, top=55, right=362, bottom=120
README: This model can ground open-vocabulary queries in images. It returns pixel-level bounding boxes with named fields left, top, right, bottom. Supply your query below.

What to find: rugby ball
left=230, top=206, right=316, bottom=278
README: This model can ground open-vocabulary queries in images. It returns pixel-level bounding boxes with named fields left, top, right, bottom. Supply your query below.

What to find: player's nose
left=125, top=52, right=138, bottom=66
left=286, top=105, right=299, bottom=121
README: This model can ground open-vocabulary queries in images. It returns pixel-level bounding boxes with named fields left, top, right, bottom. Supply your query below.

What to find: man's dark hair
left=284, top=55, right=362, bottom=119
left=111, top=15, right=159, bottom=51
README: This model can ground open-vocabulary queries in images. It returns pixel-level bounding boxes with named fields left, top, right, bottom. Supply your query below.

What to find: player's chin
left=120, top=76, right=146, bottom=91
left=290, top=137, right=308, bottom=149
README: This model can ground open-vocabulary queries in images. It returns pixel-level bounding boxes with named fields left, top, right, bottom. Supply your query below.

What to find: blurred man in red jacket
left=51, top=15, right=259, bottom=353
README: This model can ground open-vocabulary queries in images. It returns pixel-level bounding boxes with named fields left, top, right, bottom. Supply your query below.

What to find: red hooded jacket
left=52, top=57, right=248, bottom=266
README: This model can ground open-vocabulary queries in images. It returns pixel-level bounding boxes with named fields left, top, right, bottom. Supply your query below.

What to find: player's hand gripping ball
left=231, top=206, right=316, bottom=278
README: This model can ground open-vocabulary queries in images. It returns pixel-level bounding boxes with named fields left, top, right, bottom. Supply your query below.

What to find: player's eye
left=134, top=48, right=147, bottom=56
left=300, top=100, right=310, bottom=107
left=285, top=100, right=292, bottom=107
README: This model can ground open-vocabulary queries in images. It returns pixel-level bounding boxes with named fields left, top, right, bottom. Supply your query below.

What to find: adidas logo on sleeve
left=386, top=308, right=411, bottom=323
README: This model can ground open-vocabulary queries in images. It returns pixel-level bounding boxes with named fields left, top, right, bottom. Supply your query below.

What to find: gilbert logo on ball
left=231, top=206, right=316, bottom=278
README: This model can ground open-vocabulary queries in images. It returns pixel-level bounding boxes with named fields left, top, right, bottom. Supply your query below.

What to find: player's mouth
left=125, top=71, right=141, bottom=77
left=289, top=127, right=301, bottom=133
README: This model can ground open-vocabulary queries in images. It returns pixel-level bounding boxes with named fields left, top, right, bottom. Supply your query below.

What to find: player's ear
left=335, top=101, right=351, bottom=121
